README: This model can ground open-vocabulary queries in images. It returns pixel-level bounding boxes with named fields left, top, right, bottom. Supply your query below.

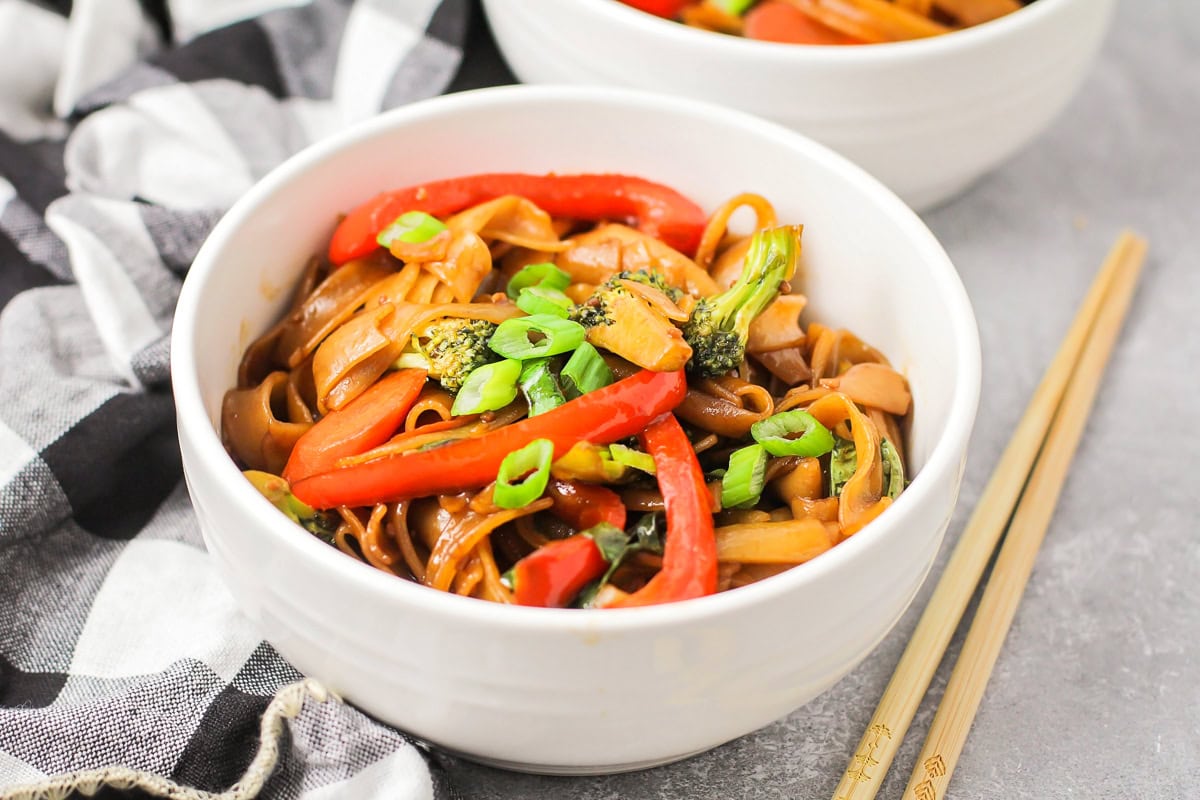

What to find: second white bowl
left=482, top=0, right=1115, bottom=210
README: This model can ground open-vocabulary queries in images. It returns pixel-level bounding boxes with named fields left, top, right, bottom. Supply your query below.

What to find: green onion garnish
left=516, top=286, right=573, bottom=318
left=489, top=315, right=586, bottom=361
left=494, top=438, right=554, bottom=509
left=711, top=0, right=758, bottom=16
left=750, top=409, right=836, bottom=458
left=518, top=358, right=565, bottom=417
left=720, top=444, right=768, bottom=509
left=560, top=343, right=613, bottom=398
left=376, top=211, right=447, bottom=248
left=506, top=262, right=572, bottom=300
left=451, top=358, right=521, bottom=416
left=610, top=443, right=656, bottom=475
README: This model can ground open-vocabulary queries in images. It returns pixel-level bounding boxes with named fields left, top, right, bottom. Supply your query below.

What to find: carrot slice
left=282, top=368, right=427, bottom=483
left=744, top=1, right=865, bottom=44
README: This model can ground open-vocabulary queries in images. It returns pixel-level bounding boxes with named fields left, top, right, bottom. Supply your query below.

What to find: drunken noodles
left=222, top=173, right=913, bottom=608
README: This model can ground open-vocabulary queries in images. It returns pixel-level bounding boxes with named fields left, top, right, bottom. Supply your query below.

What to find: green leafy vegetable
left=574, top=513, right=667, bottom=607
left=829, top=436, right=857, bottom=497
left=881, top=438, right=906, bottom=500
left=829, top=437, right=906, bottom=500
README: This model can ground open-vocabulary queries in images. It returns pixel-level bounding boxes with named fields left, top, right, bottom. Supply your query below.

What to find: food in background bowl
left=221, top=173, right=914, bottom=610
left=172, top=86, right=979, bottom=772
left=628, top=0, right=1032, bottom=44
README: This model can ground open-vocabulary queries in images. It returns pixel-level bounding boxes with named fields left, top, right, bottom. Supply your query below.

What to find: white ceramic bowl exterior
left=481, top=0, right=1115, bottom=210
left=172, top=86, right=980, bottom=773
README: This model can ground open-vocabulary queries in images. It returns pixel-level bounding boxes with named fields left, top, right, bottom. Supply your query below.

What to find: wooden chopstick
left=830, top=231, right=1148, bottom=800
left=901, top=231, right=1147, bottom=799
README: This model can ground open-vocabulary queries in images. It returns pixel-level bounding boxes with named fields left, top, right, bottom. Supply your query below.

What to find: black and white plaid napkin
left=0, top=1, right=470, bottom=797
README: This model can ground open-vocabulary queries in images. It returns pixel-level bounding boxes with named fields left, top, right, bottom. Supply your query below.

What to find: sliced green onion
left=721, top=444, right=768, bottom=509
left=506, top=262, right=572, bottom=300
left=560, top=342, right=613, bottom=398
left=829, top=436, right=856, bottom=498
left=516, top=286, right=572, bottom=318
left=489, top=314, right=586, bottom=360
left=751, top=409, right=836, bottom=458
left=494, top=438, right=554, bottom=509
left=881, top=438, right=905, bottom=500
left=451, top=358, right=521, bottom=416
left=376, top=211, right=447, bottom=248
left=712, top=0, right=758, bottom=15
left=519, top=358, right=565, bottom=417
left=610, top=443, right=656, bottom=475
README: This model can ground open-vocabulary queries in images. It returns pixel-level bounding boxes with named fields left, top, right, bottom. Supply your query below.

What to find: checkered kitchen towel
left=0, top=1, right=469, bottom=797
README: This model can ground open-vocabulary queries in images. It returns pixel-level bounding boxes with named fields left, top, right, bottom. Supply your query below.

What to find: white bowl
left=481, top=0, right=1115, bottom=211
left=172, top=85, right=980, bottom=774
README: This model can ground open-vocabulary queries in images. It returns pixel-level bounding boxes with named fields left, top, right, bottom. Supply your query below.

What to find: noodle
left=425, top=498, right=553, bottom=592
left=222, top=371, right=311, bottom=474
left=389, top=501, right=427, bottom=582
left=694, top=193, right=778, bottom=270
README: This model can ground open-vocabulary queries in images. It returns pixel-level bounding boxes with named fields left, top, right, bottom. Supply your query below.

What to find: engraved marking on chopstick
left=910, top=754, right=946, bottom=800
left=842, top=724, right=893, bottom=784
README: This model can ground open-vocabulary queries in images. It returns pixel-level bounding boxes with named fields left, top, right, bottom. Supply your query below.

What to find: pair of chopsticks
left=831, top=231, right=1149, bottom=800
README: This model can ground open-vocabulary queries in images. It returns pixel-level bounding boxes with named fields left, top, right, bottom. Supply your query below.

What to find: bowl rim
left=548, top=0, right=1077, bottom=61
left=171, top=84, right=981, bottom=633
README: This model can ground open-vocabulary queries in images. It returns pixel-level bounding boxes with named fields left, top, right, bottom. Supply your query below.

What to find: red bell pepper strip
left=603, top=413, right=717, bottom=607
left=291, top=369, right=687, bottom=509
left=510, top=534, right=608, bottom=608
left=547, top=478, right=627, bottom=531
left=328, top=173, right=708, bottom=265
left=282, top=369, right=426, bottom=484
left=619, top=0, right=690, bottom=18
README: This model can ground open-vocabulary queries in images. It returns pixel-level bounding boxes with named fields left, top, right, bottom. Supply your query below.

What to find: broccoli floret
left=423, top=318, right=500, bottom=392
left=682, top=226, right=801, bottom=378
left=571, top=294, right=612, bottom=329
left=571, top=269, right=679, bottom=329
left=612, top=269, right=683, bottom=302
